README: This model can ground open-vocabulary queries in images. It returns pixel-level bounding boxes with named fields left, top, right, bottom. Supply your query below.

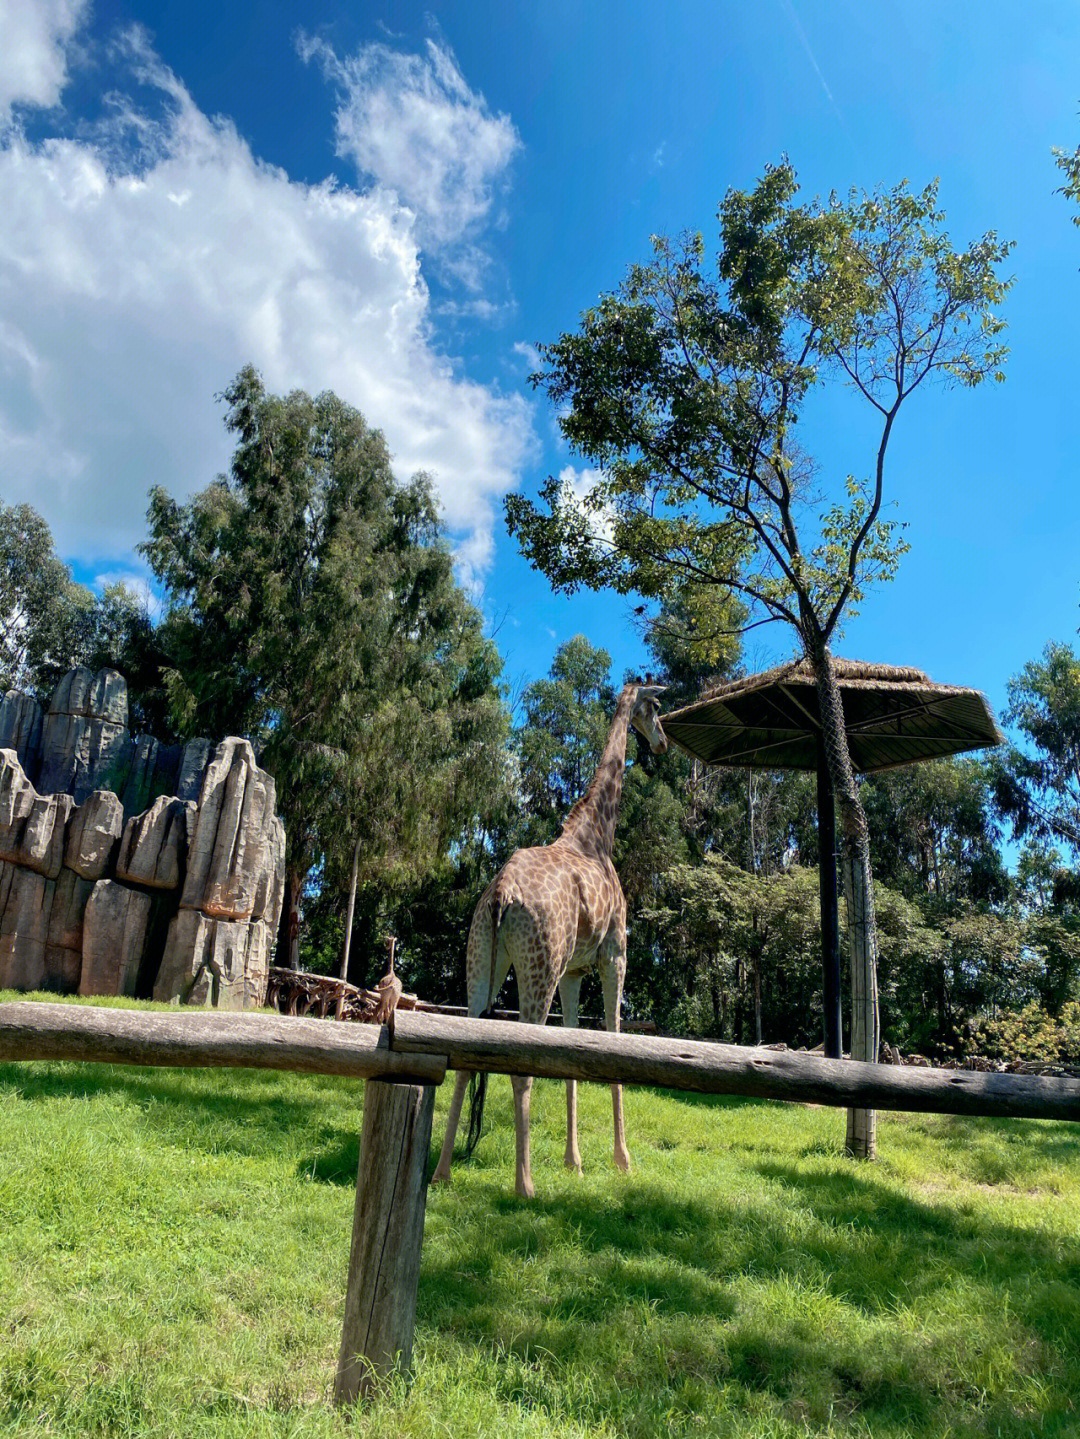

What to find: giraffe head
left=630, top=683, right=669, bottom=753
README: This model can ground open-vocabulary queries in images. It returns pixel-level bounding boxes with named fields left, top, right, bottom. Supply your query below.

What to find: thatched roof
left=661, top=657, right=1004, bottom=774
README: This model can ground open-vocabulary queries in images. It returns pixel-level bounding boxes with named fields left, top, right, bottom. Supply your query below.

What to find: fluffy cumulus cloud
left=0, top=13, right=532, bottom=584
left=0, top=0, right=88, bottom=124
left=299, top=35, right=520, bottom=254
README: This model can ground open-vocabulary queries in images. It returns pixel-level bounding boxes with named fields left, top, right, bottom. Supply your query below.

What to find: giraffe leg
left=431, top=1069, right=471, bottom=1185
left=513, top=968, right=560, bottom=1199
left=600, top=951, right=631, bottom=1174
left=511, top=1074, right=535, bottom=1198
left=433, top=901, right=513, bottom=1186
left=558, top=973, right=583, bottom=1173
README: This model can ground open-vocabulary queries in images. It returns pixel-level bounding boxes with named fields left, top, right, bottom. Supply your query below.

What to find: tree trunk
left=284, top=868, right=303, bottom=971
left=809, top=640, right=879, bottom=1159
left=753, top=953, right=763, bottom=1046
left=339, top=837, right=361, bottom=983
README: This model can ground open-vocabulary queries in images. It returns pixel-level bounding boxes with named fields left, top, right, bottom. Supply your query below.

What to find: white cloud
left=513, top=340, right=542, bottom=370
left=0, top=22, right=533, bottom=585
left=0, top=0, right=88, bottom=125
left=558, top=465, right=615, bottom=547
left=299, top=35, right=520, bottom=254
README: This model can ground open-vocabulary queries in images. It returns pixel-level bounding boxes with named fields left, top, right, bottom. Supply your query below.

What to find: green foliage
left=141, top=367, right=513, bottom=947
left=517, top=635, right=617, bottom=844
left=1053, top=127, right=1080, bottom=226
left=861, top=758, right=1009, bottom=905
left=0, top=501, right=163, bottom=717
left=3, top=997, right=1079, bottom=1438
left=992, top=641, right=1080, bottom=856
left=0, top=502, right=95, bottom=700
left=643, top=857, right=823, bottom=1042
left=510, top=163, right=1011, bottom=653
left=640, top=584, right=748, bottom=704
left=968, top=1001, right=1080, bottom=1064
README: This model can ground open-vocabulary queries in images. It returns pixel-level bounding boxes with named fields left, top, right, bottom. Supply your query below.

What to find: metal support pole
left=817, top=735, right=842, bottom=1060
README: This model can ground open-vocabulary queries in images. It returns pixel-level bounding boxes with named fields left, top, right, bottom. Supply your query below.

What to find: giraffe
left=431, top=681, right=668, bottom=1198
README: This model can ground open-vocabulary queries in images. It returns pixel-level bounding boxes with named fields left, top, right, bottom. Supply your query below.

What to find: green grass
left=1, top=993, right=1078, bottom=1438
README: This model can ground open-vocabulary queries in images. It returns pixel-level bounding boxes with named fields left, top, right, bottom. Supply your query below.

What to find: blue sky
left=2, top=0, right=1079, bottom=723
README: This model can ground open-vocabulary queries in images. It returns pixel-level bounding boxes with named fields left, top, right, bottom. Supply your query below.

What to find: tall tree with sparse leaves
left=509, top=164, right=1012, bottom=1156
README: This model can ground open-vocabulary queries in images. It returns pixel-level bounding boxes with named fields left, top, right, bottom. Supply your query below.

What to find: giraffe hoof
left=516, top=1177, right=536, bottom=1199
left=430, top=1166, right=451, bottom=1187
left=614, top=1150, right=631, bottom=1173
left=564, top=1153, right=583, bottom=1174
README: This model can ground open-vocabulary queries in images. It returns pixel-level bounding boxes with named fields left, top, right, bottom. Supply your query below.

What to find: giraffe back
left=464, top=840, right=625, bottom=1022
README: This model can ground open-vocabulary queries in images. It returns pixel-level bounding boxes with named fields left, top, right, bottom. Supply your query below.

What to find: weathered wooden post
left=334, top=1077, right=437, bottom=1404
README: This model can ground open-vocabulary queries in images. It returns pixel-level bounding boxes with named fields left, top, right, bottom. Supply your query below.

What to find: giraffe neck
left=559, top=687, right=635, bottom=859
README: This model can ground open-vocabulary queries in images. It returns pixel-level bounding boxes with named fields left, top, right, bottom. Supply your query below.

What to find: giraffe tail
left=464, top=889, right=507, bottom=1161
left=484, top=889, right=508, bottom=1017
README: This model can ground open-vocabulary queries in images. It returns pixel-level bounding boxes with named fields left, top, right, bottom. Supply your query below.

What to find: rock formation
left=0, top=667, right=212, bottom=817
left=0, top=668, right=285, bottom=1009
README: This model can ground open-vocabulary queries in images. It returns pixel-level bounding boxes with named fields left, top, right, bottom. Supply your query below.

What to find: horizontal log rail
left=3, top=1001, right=1077, bottom=1123
left=409, top=1000, right=658, bottom=1033
left=0, top=1001, right=446, bottom=1085
left=386, top=1011, right=1080, bottom=1124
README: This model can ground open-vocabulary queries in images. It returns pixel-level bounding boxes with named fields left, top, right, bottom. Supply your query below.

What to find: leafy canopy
left=0, top=501, right=153, bottom=706
left=509, top=163, right=1012, bottom=650
left=992, top=642, right=1080, bottom=857
left=142, top=366, right=509, bottom=900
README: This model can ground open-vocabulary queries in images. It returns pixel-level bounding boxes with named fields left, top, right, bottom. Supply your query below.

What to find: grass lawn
left=1, top=994, right=1078, bottom=1438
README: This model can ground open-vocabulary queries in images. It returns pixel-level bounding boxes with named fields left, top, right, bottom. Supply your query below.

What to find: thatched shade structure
left=661, top=659, right=1004, bottom=1058
left=661, top=659, right=1003, bottom=774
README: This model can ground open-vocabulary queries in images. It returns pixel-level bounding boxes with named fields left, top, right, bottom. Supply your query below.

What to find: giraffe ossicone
left=431, top=681, right=668, bottom=1198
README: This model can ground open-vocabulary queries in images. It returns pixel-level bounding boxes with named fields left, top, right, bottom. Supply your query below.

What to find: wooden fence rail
left=2, top=998, right=1079, bottom=1405
left=0, top=1002, right=446, bottom=1085
left=387, top=1010, right=1080, bottom=1122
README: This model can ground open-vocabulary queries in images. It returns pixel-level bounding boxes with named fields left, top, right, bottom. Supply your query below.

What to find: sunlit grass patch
left=1, top=993, right=1078, bottom=1437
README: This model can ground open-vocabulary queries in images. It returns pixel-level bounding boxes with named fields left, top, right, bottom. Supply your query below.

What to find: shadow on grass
left=300, top=1132, right=360, bottom=1184
left=0, top=1061, right=362, bottom=1161
left=412, top=1151, right=1080, bottom=1432
left=8, top=1059, right=1080, bottom=1434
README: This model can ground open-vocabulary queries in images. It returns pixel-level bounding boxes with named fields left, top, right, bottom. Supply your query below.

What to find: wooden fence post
left=334, top=1078, right=436, bottom=1405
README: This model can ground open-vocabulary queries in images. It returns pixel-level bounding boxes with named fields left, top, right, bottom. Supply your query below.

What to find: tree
left=517, top=635, right=616, bottom=846
left=0, top=502, right=95, bottom=699
left=509, top=164, right=1012, bottom=1155
left=0, top=501, right=160, bottom=715
left=1054, top=130, right=1080, bottom=229
left=331, top=586, right=513, bottom=986
left=142, top=366, right=509, bottom=967
left=992, top=642, right=1080, bottom=858
left=861, top=757, right=1009, bottom=906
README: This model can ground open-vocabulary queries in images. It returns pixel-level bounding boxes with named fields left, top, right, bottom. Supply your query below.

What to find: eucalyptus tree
left=142, top=366, right=508, bottom=967
left=509, top=164, right=1012, bottom=1155
left=1054, top=131, right=1080, bottom=227
left=861, top=757, right=1009, bottom=907
left=993, top=643, right=1080, bottom=858
left=516, top=635, right=616, bottom=846
left=0, top=502, right=94, bottom=699
left=332, top=573, right=512, bottom=985
left=0, top=501, right=159, bottom=712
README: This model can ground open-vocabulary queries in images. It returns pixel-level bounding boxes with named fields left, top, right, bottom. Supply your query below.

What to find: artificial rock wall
left=0, top=668, right=286, bottom=1009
